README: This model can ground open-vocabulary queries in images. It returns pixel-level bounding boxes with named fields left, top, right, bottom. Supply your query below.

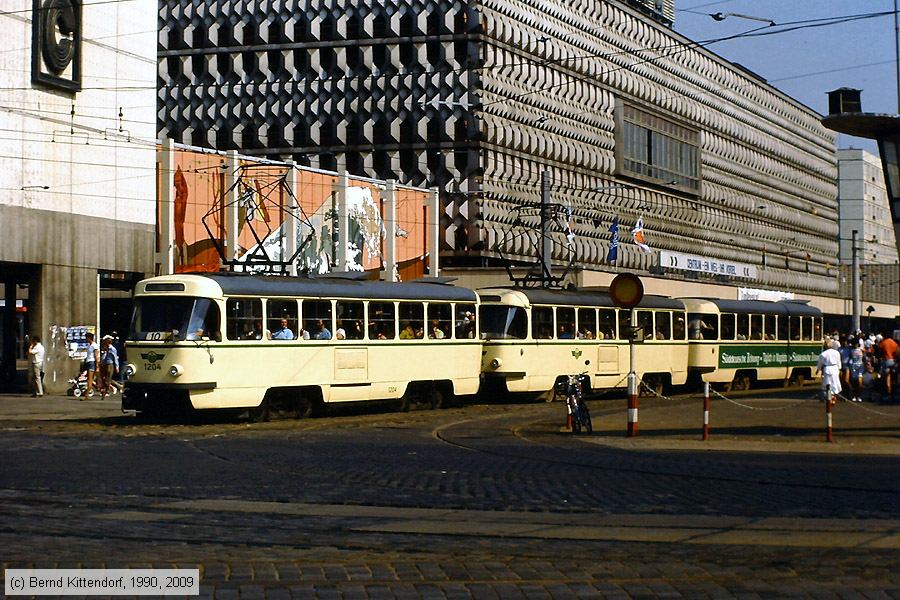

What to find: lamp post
left=710, top=12, right=775, bottom=26
left=851, top=230, right=860, bottom=332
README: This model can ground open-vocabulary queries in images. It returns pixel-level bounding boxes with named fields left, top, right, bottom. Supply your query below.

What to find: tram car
left=122, top=274, right=480, bottom=417
left=478, top=287, right=689, bottom=399
left=680, top=298, right=823, bottom=391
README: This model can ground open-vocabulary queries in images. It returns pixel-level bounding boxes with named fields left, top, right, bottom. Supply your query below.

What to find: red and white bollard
left=825, top=385, right=834, bottom=443
left=702, top=381, right=710, bottom=441
left=627, top=372, right=638, bottom=437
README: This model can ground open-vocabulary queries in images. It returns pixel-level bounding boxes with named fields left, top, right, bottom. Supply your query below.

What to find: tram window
left=267, top=300, right=298, bottom=340
left=655, top=312, right=671, bottom=340
left=673, top=312, right=686, bottom=340
left=226, top=298, right=263, bottom=341
left=398, top=302, right=425, bottom=339
left=636, top=310, right=653, bottom=340
left=765, top=315, right=777, bottom=340
left=750, top=315, right=763, bottom=340
left=777, top=315, right=788, bottom=340
left=719, top=313, right=735, bottom=340
left=688, top=313, right=717, bottom=340
left=577, top=308, right=596, bottom=339
left=789, top=316, right=801, bottom=340
left=480, top=305, right=524, bottom=339
left=455, top=303, right=477, bottom=339
left=617, top=310, right=631, bottom=340
left=556, top=307, right=576, bottom=339
left=532, top=307, right=554, bottom=340
left=367, top=302, right=395, bottom=339
left=599, top=309, right=616, bottom=340
left=336, top=301, right=364, bottom=340
left=813, top=317, right=822, bottom=341
left=801, top=316, right=812, bottom=341
left=185, top=298, right=220, bottom=341
left=132, top=297, right=221, bottom=342
left=302, top=300, right=333, bottom=341
left=427, top=303, right=452, bottom=340
left=736, top=314, right=749, bottom=340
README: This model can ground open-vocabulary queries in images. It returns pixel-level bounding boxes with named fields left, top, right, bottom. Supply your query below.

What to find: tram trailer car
left=122, top=274, right=481, bottom=417
left=680, top=298, right=823, bottom=391
left=478, top=287, right=689, bottom=399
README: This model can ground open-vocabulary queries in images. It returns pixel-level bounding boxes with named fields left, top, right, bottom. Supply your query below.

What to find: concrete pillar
left=39, top=265, right=99, bottom=394
left=429, top=187, right=440, bottom=278
left=158, top=139, right=175, bottom=275
left=285, top=161, right=299, bottom=276
left=335, top=171, right=349, bottom=272
left=382, top=180, right=397, bottom=281
left=224, top=150, right=240, bottom=265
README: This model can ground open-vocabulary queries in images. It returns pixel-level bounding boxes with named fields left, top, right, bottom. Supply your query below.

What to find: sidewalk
left=581, top=393, right=900, bottom=456
left=0, top=391, right=125, bottom=422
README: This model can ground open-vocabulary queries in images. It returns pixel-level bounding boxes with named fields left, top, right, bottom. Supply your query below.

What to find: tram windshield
left=480, top=305, right=528, bottom=339
left=129, top=297, right=220, bottom=342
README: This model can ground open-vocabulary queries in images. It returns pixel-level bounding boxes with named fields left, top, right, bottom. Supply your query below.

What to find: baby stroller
left=67, top=361, right=92, bottom=398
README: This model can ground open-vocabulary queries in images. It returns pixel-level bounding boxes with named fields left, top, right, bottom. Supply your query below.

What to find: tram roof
left=479, top=287, right=684, bottom=310
left=693, top=298, right=821, bottom=317
left=203, top=273, right=478, bottom=302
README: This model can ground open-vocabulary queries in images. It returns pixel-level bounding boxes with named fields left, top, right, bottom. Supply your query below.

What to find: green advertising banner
left=718, top=344, right=820, bottom=369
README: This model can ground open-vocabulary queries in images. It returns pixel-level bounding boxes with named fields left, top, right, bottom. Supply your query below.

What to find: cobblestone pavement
left=1, top=392, right=899, bottom=598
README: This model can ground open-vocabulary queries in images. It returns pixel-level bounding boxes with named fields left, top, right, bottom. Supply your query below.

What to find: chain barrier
left=583, top=374, right=630, bottom=400
left=636, top=378, right=699, bottom=403
left=832, top=389, right=900, bottom=418
left=708, top=385, right=808, bottom=411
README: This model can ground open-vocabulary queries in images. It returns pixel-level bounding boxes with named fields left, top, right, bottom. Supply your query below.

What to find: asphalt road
left=1, top=396, right=899, bottom=598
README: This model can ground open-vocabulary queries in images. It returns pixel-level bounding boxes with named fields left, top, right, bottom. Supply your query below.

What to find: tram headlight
left=123, top=363, right=136, bottom=379
left=490, top=357, right=502, bottom=369
left=168, top=364, right=184, bottom=378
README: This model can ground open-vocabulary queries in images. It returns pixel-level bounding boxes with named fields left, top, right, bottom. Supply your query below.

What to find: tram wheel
left=296, top=397, right=315, bottom=419
left=429, top=386, right=445, bottom=410
left=730, top=375, right=751, bottom=392
left=248, top=398, right=270, bottom=423
left=789, top=373, right=806, bottom=388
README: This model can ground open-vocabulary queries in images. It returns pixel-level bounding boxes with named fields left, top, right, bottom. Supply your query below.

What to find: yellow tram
left=681, top=298, right=823, bottom=391
left=477, top=287, right=689, bottom=398
left=123, top=274, right=480, bottom=417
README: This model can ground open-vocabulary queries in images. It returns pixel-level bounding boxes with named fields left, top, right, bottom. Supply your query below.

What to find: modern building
left=837, top=148, right=899, bottom=265
left=158, top=1, right=847, bottom=312
left=0, top=0, right=157, bottom=390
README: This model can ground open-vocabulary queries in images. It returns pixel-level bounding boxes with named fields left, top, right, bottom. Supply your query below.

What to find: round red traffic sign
left=609, top=273, right=644, bottom=309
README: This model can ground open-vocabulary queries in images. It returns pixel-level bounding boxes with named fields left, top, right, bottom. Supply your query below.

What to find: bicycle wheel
left=582, top=409, right=593, bottom=434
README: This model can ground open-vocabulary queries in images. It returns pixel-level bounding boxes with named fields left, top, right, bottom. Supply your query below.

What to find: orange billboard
left=161, top=146, right=431, bottom=278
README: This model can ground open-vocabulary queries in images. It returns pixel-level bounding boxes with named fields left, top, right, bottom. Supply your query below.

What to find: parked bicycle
left=556, top=372, right=592, bottom=434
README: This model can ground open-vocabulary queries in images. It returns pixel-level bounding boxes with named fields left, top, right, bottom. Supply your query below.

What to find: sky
left=673, top=0, right=899, bottom=153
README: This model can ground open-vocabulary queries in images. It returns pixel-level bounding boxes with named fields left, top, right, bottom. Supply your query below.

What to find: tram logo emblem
left=141, top=352, right=166, bottom=370
left=571, top=349, right=582, bottom=359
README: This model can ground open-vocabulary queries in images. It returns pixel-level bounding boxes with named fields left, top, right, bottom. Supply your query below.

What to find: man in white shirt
left=28, top=336, right=45, bottom=397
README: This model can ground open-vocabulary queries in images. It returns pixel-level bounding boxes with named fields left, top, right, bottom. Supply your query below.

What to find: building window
left=616, top=102, right=700, bottom=191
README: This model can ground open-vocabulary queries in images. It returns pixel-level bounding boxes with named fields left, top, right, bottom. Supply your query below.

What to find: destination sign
left=660, top=250, right=758, bottom=280
left=718, top=344, right=819, bottom=369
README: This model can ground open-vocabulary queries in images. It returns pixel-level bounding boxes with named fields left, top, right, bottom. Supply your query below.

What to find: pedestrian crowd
left=818, top=329, right=899, bottom=403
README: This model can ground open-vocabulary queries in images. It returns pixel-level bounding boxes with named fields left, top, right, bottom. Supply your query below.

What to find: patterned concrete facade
left=158, top=0, right=839, bottom=297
